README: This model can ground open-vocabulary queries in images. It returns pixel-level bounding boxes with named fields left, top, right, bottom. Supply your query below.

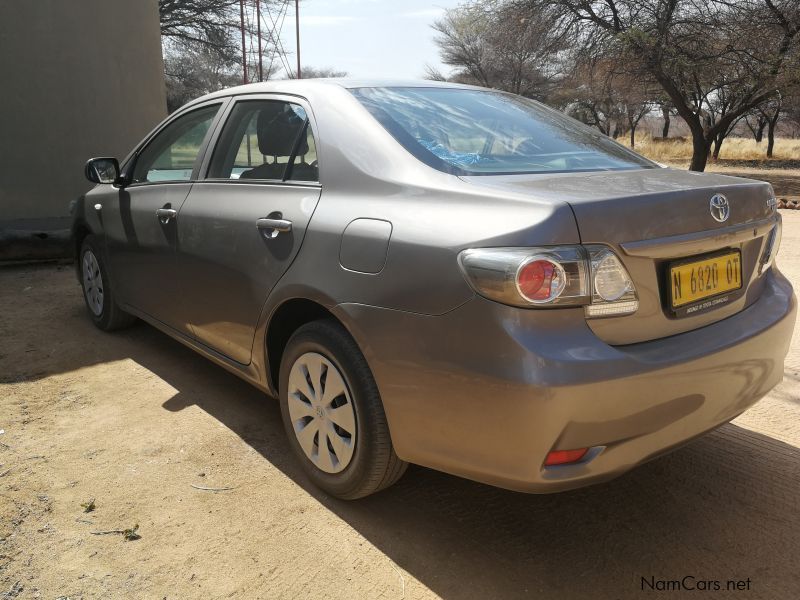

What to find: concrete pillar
left=0, top=0, right=167, bottom=259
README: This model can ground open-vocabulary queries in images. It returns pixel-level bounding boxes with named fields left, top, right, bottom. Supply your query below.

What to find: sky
left=276, top=0, right=463, bottom=79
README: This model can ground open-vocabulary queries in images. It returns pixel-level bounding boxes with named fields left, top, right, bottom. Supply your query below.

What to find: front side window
left=350, top=87, right=655, bottom=175
left=131, top=104, right=220, bottom=183
left=207, top=100, right=319, bottom=182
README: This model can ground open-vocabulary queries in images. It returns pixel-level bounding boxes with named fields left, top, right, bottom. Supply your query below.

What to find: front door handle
left=256, top=217, right=292, bottom=237
left=156, top=208, right=177, bottom=224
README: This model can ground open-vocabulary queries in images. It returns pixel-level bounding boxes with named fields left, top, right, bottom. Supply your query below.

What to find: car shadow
left=3, top=265, right=800, bottom=598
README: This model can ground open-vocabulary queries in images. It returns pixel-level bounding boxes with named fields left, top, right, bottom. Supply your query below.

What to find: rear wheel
left=79, top=235, right=136, bottom=331
left=279, top=320, right=407, bottom=499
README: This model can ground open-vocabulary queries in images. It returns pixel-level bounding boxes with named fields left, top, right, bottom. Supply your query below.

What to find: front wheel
left=79, top=235, right=136, bottom=331
left=279, top=320, right=407, bottom=499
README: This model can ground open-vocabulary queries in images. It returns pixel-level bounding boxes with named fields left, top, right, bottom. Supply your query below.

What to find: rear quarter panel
left=269, top=84, right=581, bottom=316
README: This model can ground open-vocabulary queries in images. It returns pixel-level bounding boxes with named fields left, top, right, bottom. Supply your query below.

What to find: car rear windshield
left=350, top=87, right=655, bottom=176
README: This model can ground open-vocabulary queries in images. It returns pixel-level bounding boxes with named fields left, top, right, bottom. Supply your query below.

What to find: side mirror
left=85, top=157, right=121, bottom=185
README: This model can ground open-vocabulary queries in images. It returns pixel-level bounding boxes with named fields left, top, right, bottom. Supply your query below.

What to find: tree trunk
left=755, top=121, right=766, bottom=143
left=689, top=134, right=711, bottom=172
left=766, top=109, right=780, bottom=158
left=630, top=124, right=636, bottom=148
left=712, top=133, right=726, bottom=160
left=767, top=122, right=776, bottom=157
left=661, top=107, right=670, bottom=138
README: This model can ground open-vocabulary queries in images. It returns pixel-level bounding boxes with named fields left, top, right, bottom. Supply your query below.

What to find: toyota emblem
left=709, top=194, right=730, bottom=223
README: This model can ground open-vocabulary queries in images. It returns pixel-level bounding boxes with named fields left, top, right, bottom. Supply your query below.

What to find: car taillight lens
left=759, top=217, right=782, bottom=275
left=458, top=245, right=637, bottom=317
left=458, top=246, right=589, bottom=308
left=516, top=258, right=566, bottom=303
left=544, top=448, right=589, bottom=466
left=592, top=253, right=632, bottom=301
left=585, top=247, right=638, bottom=317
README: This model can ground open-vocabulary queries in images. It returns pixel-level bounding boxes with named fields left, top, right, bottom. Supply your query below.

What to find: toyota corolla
left=72, top=80, right=795, bottom=499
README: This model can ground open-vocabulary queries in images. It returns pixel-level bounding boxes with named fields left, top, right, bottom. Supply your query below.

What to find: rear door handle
left=256, top=218, right=292, bottom=235
left=156, top=208, right=177, bottom=224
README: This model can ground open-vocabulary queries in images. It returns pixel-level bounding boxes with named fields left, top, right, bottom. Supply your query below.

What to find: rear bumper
left=336, top=268, right=796, bottom=493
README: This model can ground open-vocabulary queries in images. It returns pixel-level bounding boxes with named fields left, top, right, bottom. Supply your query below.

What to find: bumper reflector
left=544, top=448, right=589, bottom=466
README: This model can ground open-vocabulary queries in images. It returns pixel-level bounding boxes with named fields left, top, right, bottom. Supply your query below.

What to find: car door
left=100, top=101, right=226, bottom=333
left=175, top=96, right=322, bottom=364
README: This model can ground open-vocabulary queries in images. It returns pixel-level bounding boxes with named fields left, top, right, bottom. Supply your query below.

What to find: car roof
left=189, top=78, right=489, bottom=106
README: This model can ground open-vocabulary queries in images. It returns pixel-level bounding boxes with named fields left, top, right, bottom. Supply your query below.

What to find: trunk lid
left=461, top=168, right=779, bottom=344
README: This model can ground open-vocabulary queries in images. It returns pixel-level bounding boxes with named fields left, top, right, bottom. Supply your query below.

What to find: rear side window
left=350, top=87, right=654, bottom=175
left=131, top=104, right=220, bottom=183
left=207, top=100, right=319, bottom=182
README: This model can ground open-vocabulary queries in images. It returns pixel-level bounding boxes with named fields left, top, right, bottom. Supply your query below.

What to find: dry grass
left=619, top=134, right=800, bottom=162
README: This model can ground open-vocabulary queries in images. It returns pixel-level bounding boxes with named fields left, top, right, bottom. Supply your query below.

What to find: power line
left=238, top=0, right=295, bottom=82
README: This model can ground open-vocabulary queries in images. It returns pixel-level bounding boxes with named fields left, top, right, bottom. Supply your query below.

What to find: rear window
left=350, top=87, right=655, bottom=176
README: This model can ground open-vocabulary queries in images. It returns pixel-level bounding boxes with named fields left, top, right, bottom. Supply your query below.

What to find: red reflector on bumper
left=545, top=448, right=589, bottom=466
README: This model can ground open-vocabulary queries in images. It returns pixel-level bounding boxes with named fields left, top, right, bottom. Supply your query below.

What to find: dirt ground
left=2, top=215, right=800, bottom=600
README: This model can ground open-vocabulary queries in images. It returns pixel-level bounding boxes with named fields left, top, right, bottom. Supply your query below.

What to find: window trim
left=197, top=93, right=321, bottom=187
left=121, top=98, right=230, bottom=189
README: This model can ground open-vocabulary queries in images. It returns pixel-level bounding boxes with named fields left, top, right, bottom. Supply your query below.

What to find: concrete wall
left=0, top=0, right=166, bottom=259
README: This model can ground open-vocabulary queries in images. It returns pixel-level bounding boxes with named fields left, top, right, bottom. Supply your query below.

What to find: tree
left=656, top=98, right=674, bottom=138
left=431, top=0, right=568, bottom=101
left=705, top=84, right=747, bottom=160
left=163, top=34, right=242, bottom=112
left=298, top=66, right=348, bottom=79
left=744, top=111, right=769, bottom=142
left=781, top=86, right=800, bottom=136
left=625, top=96, right=651, bottom=148
left=160, top=0, right=292, bottom=111
left=159, top=0, right=240, bottom=51
left=558, top=40, right=654, bottom=145
left=563, top=55, right=624, bottom=135
left=517, top=0, right=800, bottom=171
left=761, top=95, right=783, bottom=157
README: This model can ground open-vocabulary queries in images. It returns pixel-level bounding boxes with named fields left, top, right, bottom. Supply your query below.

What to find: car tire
left=79, top=235, right=136, bottom=331
left=279, top=319, right=407, bottom=499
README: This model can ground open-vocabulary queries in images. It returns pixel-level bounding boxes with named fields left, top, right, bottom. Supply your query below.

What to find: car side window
left=207, top=100, right=319, bottom=183
left=131, top=104, right=220, bottom=184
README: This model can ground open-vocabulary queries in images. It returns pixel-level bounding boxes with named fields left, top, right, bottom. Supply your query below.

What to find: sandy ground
left=2, top=215, right=800, bottom=600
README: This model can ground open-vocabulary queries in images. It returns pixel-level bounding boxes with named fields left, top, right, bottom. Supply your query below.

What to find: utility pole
left=295, top=0, right=301, bottom=79
left=256, top=0, right=263, bottom=81
left=240, top=0, right=248, bottom=84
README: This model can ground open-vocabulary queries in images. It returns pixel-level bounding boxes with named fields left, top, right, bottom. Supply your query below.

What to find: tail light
left=759, top=217, right=782, bottom=275
left=585, top=248, right=638, bottom=317
left=544, top=448, right=589, bottom=466
left=458, top=245, right=638, bottom=317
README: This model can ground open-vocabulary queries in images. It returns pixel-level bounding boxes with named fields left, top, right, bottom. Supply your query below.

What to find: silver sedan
left=72, top=80, right=795, bottom=498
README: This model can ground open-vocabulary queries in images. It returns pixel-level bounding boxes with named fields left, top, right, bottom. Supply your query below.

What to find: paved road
left=1, top=214, right=799, bottom=599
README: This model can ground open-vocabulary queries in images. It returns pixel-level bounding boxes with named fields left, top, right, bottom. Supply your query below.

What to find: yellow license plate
left=669, top=251, right=742, bottom=309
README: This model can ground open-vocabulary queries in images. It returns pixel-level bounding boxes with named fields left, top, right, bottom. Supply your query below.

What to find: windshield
left=350, top=87, right=655, bottom=176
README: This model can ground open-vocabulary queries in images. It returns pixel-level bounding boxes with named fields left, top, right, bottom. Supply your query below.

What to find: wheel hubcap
left=82, top=250, right=104, bottom=316
left=287, top=352, right=357, bottom=474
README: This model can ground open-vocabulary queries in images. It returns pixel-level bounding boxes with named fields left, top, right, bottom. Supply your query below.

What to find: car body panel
left=100, top=183, right=193, bottom=333
left=176, top=181, right=321, bottom=364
